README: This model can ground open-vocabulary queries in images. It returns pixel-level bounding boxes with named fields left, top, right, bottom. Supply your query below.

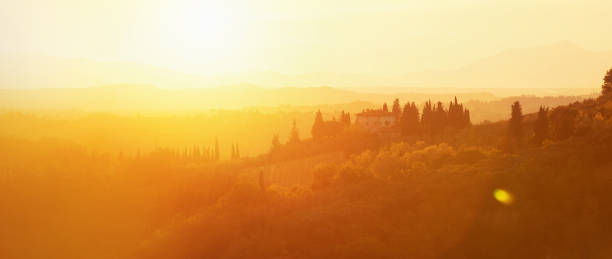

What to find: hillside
left=134, top=93, right=612, bottom=259
left=5, top=1, right=612, bottom=258
left=2, top=83, right=612, bottom=258
left=466, top=94, right=596, bottom=122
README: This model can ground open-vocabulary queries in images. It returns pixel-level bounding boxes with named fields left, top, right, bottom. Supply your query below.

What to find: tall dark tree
left=235, top=143, right=240, bottom=159
left=446, top=96, right=471, bottom=129
left=214, top=137, right=220, bottom=161
left=509, top=101, right=523, bottom=142
left=421, top=100, right=433, bottom=133
left=392, top=98, right=401, bottom=115
left=448, top=97, right=460, bottom=128
left=602, top=67, right=612, bottom=96
left=400, top=102, right=419, bottom=135
left=433, top=101, right=447, bottom=133
left=382, top=103, right=389, bottom=112
left=533, top=106, right=549, bottom=145
left=288, top=120, right=300, bottom=144
left=311, top=110, right=324, bottom=140
left=550, top=106, right=577, bottom=140
left=341, top=111, right=351, bottom=127
left=400, top=103, right=411, bottom=135
left=339, top=111, right=351, bottom=127
left=270, top=134, right=281, bottom=152
left=448, top=100, right=457, bottom=128
left=463, top=109, right=471, bottom=127
left=411, top=102, right=420, bottom=129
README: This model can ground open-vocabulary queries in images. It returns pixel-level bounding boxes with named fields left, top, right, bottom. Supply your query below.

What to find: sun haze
left=2, top=0, right=612, bottom=88
left=2, top=2, right=612, bottom=259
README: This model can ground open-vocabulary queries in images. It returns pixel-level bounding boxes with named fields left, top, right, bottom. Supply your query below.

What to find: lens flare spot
left=493, top=189, right=513, bottom=205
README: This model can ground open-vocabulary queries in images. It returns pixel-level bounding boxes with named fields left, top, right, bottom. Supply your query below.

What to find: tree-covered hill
left=134, top=73, right=612, bottom=259
left=2, top=69, right=612, bottom=259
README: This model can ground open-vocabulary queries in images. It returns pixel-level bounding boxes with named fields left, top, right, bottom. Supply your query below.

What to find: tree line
left=310, top=110, right=351, bottom=140
left=508, top=67, right=612, bottom=148
left=309, top=97, right=471, bottom=140
left=126, top=137, right=246, bottom=162
left=398, top=97, right=471, bottom=136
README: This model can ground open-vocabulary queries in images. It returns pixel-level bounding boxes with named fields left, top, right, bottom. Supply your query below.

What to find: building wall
left=356, top=115, right=397, bottom=132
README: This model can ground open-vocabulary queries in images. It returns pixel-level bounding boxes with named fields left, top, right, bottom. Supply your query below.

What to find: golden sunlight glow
left=3, top=0, right=612, bottom=85
left=2, top=1, right=612, bottom=258
left=154, top=0, right=250, bottom=73
left=494, top=189, right=514, bottom=205
left=163, top=1, right=237, bottom=50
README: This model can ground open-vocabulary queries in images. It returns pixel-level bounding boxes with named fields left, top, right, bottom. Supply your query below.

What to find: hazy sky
left=2, top=0, right=612, bottom=76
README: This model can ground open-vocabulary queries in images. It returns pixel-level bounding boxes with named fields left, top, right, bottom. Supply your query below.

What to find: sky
left=1, top=0, right=612, bottom=77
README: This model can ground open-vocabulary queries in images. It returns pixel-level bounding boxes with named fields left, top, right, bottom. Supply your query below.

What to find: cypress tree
left=400, top=103, right=411, bottom=135
left=447, top=97, right=460, bottom=128
left=421, top=100, right=433, bottom=135
left=344, top=111, right=351, bottom=126
left=401, top=102, right=420, bottom=136
left=392, top=98, right=401, bottom=115
left=271, top=134, right=281, bottom=152
left=433, top=101, right=447, bottom=133
left=464, top=109, right=471, bottom=127
left=339, top=110, right=351, bottom=127
left=509, top=101, right=524, bottom=142
left=411, top=102, right=420, bottom=133
left=602, top=67, right=612, bottom=96
left=311, top=110, right=324, bottom=140
left=448, top=100, right=457, bottom=128
left=533, top=106, right=549, bottom=145
left=235, top=143, right=240, bottom=159
left=288, top=120, right=300, bottom=144
left=214, top=138, right=220, bottom=161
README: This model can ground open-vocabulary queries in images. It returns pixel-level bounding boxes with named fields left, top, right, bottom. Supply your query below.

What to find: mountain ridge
left=1, top=41, right=610, bottom=90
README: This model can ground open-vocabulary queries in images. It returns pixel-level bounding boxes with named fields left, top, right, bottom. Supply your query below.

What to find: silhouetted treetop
left=288, top=120, right=300, bottom=144
left=311, top=110, right=345, bottom=140
left=533, top=106, right=549, bottom=145
left=392, top=98, right=401, bottom=115
left=602, top=67, right=612, bottom=96
left=311, top=110, right=325, bottom=140
left=509, top=101, right=523, bottom=142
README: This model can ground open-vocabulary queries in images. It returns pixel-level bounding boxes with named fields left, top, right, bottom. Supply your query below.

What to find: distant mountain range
left=0, top=84, right=497, bottom=110
left=403, top=41, right=612, bottom=89
left=0, top=41, right=609, bottom=91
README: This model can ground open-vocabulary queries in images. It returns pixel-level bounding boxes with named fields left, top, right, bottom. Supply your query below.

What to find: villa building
left=355, top=110, right=398, bottom=133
